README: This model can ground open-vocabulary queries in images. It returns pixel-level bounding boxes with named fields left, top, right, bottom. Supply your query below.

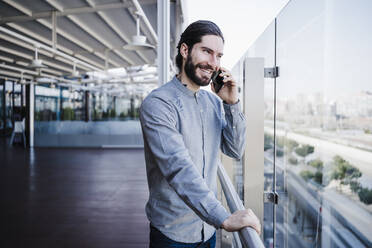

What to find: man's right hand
left=221, top=209, right=261, bottom=235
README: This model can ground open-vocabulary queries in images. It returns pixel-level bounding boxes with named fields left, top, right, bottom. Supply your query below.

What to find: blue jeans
left=149, top=225, right=216, bottom=248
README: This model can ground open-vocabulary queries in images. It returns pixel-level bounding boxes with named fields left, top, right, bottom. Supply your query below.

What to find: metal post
left=157, top=0, right=170, bottom=85
left=273, top=19, right=278, bottom=248
left=25, top=83, right=31, bottom=147
left=85, top=89, right=89, bottom=122
left=27, top=82, right=34, bottom=148
left=174, top=1, right=181, bottom=69
left=243, top=58, right=265, bottom=232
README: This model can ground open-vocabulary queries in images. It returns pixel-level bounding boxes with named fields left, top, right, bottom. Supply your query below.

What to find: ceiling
left=0, top=0, right=185, bottom=91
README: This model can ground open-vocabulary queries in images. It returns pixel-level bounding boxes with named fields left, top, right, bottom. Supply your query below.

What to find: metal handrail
left=218, top=163, right=265, bottom=248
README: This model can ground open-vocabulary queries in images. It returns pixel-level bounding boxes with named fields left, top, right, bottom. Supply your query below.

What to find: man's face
left=183, top=35, right=224, bottom=87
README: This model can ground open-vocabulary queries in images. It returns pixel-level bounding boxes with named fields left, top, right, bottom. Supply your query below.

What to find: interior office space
left=1, top=0, right=372, bottom=248
left=1, top=0, right=189, bottom=247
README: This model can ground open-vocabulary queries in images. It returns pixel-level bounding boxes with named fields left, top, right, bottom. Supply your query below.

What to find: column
left=26, top=82, right=34, bottom=147
left=157, top=0, right=170, bottom=85
left=243, top=58, right=265, bottom=231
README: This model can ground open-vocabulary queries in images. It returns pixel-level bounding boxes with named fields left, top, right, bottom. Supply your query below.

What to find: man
left=140, top=20, right=260, bottom=247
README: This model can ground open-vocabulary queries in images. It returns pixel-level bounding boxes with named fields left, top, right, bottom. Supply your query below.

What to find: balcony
left=1, top=0, right=372, bottom=247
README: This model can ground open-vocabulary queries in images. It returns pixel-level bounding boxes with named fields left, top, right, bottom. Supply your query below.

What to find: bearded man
left=140, top=20, right=260, bottom=248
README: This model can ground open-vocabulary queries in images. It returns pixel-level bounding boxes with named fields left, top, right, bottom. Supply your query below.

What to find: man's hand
left=211, top=67, right=238, bottom=104
left=221, top=209, right=261, bottom=235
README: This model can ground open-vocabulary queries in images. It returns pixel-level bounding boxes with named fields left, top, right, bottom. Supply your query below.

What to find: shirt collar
left=172, top=76, right=200, bottom=97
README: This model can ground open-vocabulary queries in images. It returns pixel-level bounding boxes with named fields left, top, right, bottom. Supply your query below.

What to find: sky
left=184, top=0, right=290, bottom=69
left=184, top=0, right=372, bottom=98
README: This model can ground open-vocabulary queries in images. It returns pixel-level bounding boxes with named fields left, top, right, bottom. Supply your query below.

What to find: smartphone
left=211, top=69, right=224, bottom=94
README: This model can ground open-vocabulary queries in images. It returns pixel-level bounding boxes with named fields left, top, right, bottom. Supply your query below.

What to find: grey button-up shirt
left=139, top=76, right=246, bottom=243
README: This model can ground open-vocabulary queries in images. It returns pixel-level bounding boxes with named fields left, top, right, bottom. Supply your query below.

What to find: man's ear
left=180, top=43, right=189, bottom=59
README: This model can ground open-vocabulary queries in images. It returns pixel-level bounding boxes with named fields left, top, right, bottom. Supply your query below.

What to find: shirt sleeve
left=140, top=96, right=230, bottom=229
left=220, top=100, right=246, bottom=159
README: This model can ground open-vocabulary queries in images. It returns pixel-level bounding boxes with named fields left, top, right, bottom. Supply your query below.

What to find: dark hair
left=175, top=20, right=224, bottom=72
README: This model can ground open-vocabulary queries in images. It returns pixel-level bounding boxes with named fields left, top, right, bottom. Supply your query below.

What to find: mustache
left=197, top=64, right=215, bottom=71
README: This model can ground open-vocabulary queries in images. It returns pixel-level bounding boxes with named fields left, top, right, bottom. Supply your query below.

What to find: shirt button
left=233, top=126, right=236, bottom=129
left=200, top=109, right=203, bottom=113
left=231, top=109, right=235, bottom=113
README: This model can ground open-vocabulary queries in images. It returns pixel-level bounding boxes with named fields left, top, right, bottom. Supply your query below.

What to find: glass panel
left=245, top=20, right=276, bottom=247
left=90, top=93, right=141, bottom=121
left=35, top=85, right=60, bottom=121
left=60, top=87, right=85, bottom=121
left=232, top=59, right=245, bottom=200
left=276, top=0, right=372, bottom=247
left=34, top=83, right=148, bottom=147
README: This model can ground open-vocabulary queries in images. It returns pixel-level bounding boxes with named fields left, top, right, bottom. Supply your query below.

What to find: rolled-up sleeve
left=140, top=96, right=230, bottom=228
left=220, top=100, right=246, bottom=159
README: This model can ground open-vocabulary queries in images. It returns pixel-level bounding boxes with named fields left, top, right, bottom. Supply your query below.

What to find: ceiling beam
left=0, top=46, right=33, bottom=60
left=36, top=19, right=121, bottom=68
left=0, top=2, right=131, bottom=24
left=5, top=23, right=108, bottom=70
left=0, top=0, right=157, bottom=24
left=0, top=63, right=35, bottom=75
left=1, top=1, right=117, bottom=70
left=0, top=63, right=56, bottom=77
left=45, top=0, right=136, bottom=66
left=84, top=0, right=151, bottom=65
left=2, top=24, right=101, bottom=71
left=0, top=45, right=79, bottom=74
left=2, top=0, right=32, bottom=16
left=0, top=75, right=23, bottom=82
left=2, top=0, right=156, bottom=68
left=0, top=70, right=33, bottom=80
left=0, top=32, right=53, bottom=57
left=0, top=54, right=15, bottom=63
left=14, top=61, right=63, bottom=76
left=42, top=60, right=77, bottom=73
left=67, top=14, right=135, bottom=66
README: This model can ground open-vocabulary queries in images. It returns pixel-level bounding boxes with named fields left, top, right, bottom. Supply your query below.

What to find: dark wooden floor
left=0, top=138, right=149, bottom=248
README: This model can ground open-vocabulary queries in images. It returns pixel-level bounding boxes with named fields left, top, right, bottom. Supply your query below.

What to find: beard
left=184, top=54, right=214, bottom=87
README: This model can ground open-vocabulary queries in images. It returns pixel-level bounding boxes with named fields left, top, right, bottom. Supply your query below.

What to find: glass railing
left=232, top=0, right=372, bottom=247
left=218, top=163, right=265, bottom=248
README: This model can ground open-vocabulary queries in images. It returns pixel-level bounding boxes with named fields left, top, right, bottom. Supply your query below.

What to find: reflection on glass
left=252, top=21, right=276, bottom=248
left=237, top=0, right=372, bottom=247
left=275, top=0, right=372, bottom=247
left=235, top=20, right=277, bottom=247
left=232, top=59, right=246, bottom=201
